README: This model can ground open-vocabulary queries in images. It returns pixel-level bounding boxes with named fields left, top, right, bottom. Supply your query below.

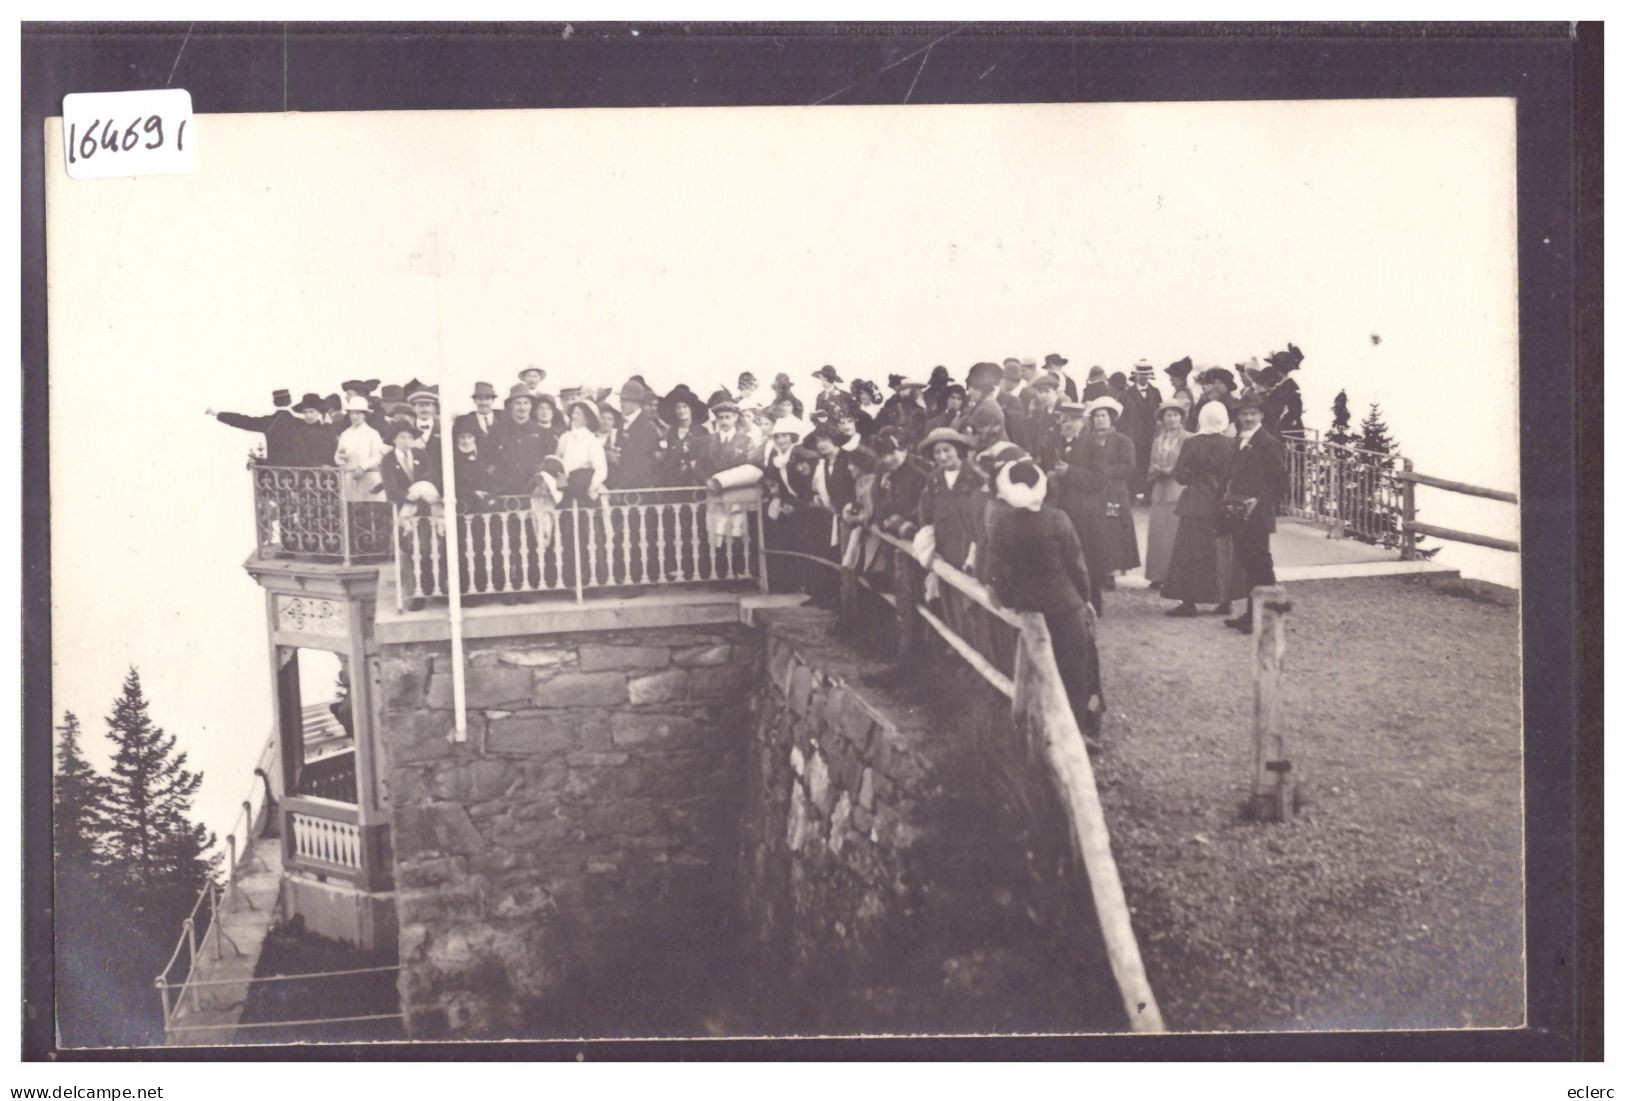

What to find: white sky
left=44, top=98, right=1521, bottom=843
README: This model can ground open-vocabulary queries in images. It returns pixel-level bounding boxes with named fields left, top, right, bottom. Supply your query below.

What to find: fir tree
left=101, top=668, right=217, bottom=905
left=53, top=711, right=107, bottom=869
left=1358, top=402, right=1397, bottom=469
left=1326, top=390, right=1355, bottom=447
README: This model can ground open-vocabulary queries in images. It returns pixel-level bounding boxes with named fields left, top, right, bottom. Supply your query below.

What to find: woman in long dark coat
left=913, top=426, right=985, bottom=572
left=1052, top=397, right=1139, bottom=612
left=1162, top=401, right=1241, bottom=616
left=983, top=459, right=1105, bottom=742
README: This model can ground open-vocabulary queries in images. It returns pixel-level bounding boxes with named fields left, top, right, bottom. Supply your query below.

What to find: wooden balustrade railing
left=394, top=486, right=768, bottom=608
left=834, top=523, right=1165, bottom=1033
left=280, top=795, right=392, bottom=891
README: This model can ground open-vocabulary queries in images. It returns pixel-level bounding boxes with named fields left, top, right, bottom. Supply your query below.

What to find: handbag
left=1216, top=495, right=1251, bottom=535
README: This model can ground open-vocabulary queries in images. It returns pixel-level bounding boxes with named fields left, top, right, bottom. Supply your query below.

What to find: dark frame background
left=20, top=21, right=1601, bottom=1062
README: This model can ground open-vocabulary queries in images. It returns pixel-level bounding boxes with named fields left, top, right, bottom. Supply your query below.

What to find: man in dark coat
left=489, top=385, right=550, bottom=496
left=1222, top=394, right=1289, bottom=634
left=210, top=390, right=332, bottom=466
left=611, top=380, right=663, bottom=489
left=453, top=381, right=501, bottom=454
left=1044, top=353, right=1078, bottom=401
left=1119, top=361, right=1163, bottom=500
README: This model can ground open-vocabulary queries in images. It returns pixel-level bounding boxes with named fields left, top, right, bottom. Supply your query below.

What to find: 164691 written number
left=67, top=115, right=187, bottom=162
left=61, top=88, right=195, bottom=180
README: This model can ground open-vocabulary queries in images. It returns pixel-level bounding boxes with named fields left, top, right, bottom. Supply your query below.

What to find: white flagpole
left=430, top=228, right=468, bottom=743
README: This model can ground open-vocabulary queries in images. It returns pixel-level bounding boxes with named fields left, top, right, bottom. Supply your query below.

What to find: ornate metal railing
left=394, top=485, right=768, bottom=608
left=1283, top=436, right=1413, bottom=553
left=251, top=464, right=394, bottom=565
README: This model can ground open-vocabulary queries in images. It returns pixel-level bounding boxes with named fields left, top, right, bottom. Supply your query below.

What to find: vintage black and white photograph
left=28, top=23, right=1584, bottom=1059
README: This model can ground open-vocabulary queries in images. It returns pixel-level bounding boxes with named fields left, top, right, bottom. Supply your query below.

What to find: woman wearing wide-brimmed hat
left=657, top=385, right=711, bottom=487
left=1051, top=397, right=1139, bottom=613
left=759, top=415, right=817, bottom=595
left=1161, top=401, right=1242, bottom=617
left=913, top=426, right=985, bottom=574
left=982, top=459, right=1105, bottom=743
left=1144, top=400, right=1193, bottom=587
left=1192, top=367, right=1239, bottom=436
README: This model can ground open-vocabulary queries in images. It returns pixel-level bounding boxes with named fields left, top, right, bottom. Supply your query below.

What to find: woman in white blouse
left=558, top=401, right=609, bottom=507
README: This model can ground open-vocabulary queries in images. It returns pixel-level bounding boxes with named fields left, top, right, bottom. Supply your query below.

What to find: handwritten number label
left=62, top=89, right=194, bottom=179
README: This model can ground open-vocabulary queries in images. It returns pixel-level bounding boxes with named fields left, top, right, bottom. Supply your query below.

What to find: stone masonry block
left=689, top=664, right=750, bottom=698
left=672, top=643, right=731, bottom=668
left=383, top=709, right=456, bottom=763
left=466, top=665, right=541, bottom=708
left=497, top=648, right=577, bottom=669
left=578, top=644, right=671, bottom=672
left=486, top=713, right=578, bottom=757
left=434, top=758, right=525, bottom=803
left=628, top=669, right=689, bottom=705
left=533, top=671, right=627, bottom=708
left=611, top=712, right=699, bottom=748
left=787, top=660, right=815, bottom=717
left=381, top=656, right=430, bottom=710
left=767, top=637, right=795, bottom=694
left=394, top=802, right=486, bottom=857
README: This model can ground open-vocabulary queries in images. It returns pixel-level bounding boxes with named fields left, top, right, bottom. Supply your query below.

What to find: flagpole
left=431, top=228, right=468, bottom=743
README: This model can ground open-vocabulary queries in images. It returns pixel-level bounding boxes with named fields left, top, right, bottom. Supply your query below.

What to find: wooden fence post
left=892, top=546, right=923, bottom=667
left=1399, top=457, right=1418, bottom=561
left=1250, top=584, right=1294, bottom=823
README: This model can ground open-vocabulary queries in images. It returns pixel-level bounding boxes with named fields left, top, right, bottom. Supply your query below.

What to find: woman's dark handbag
left=1217, top=495, right=1251, bottom=535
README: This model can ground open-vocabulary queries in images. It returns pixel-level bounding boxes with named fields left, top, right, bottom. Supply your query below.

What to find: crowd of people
left=212, top=348, right=1302, bottom=739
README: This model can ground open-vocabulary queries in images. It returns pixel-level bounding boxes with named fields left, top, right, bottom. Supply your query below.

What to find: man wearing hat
left=207, top=388, right=312, bottom=466
left=1222, top=393, right=1289, bottom=634
left=954, top=362, right=1006, bottom=442
left=519, top=365, right=547, bottom=400
left=870, top=427, right=930, bottom=538
left=610, top=379, right=661, bottom=490
left=1023, top=372, right=1067, bottom=466
left=1165, top=357, right=1198, bottom=420
left=1120, top=360, right=1164, bottom=501
left=1044, top=353, right=1078, bottom=401
left=490, top=384, right=549, bottom=496
left=453, top=382, right=501, bottom=451
left=996, top=359, right=1028, bottom=419
left=880, top=377, right=929, bottom=452
left=380, top=417, right=444, bottom=611
left=405, top=384, right=440, bottom=454
left=700, top=396, right=759, bottom=478
left=1193, top=367, right=1240, bottom=435
left=811, top=365, right=846, bottom=423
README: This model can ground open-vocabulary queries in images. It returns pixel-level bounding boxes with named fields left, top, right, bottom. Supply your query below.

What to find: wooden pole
left=1400, top=458, right=1418, bottom=561
left=1251, top=585, right=1293, bottom=823
left=1405, top=520, right=1519, bottom=554
left=1393, top=468, right=1519, bottom=504
left=892, top=543, right=923, bottom=667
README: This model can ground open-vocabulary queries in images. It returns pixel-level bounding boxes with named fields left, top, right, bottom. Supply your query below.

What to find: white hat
left=896, top=377, right=927, bottom=390
left=342, top=395, right=371, bottom=413
left=769, top=416, right=810, bottom=440
left=1086, top=396, right=1123, bottom=419
left=996, top=460, right=1047, bottom=512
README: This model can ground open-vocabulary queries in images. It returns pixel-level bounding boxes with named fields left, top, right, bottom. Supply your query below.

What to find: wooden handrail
left=854, top=520, right=1165, bottom=1033
left=1405, top=520, right=1519, bottom=554
left=1394, top=469, right=1519, bottom=504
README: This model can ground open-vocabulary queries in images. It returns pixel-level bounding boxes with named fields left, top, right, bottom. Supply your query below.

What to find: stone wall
left=377, top=624, right=756, bottom=1038
left=737, top=611, right=949, bottom=1030
left=738, top=607, right=1125, bottom=1034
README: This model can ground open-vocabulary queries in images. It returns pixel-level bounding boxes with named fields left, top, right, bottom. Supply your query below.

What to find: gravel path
left=1091, top=575, right=1524, bottom=1032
